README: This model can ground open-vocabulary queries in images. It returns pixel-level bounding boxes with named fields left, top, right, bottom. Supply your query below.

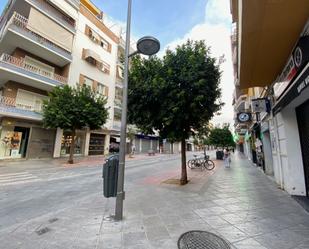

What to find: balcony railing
left=0, top=53, right=68, bottom=84
left=0, top=96, right=43, bottom=120
left=5, top=12, right=72, bottom=58
left=0, top=95, right=43, bottom=112
left=114, top=98, right=122, bottom=108
left=28, top=0, right=76, bottom=30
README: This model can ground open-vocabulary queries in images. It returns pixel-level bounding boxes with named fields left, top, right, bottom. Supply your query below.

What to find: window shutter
left=79, top=74, right=85, bottom=86
left=85, top=25, right=90, bottom=36
left=93, top=81, right=98, bottom=91
left=107, top=43, right=112, bottom=53
left=104, top=86, right=109, bottom=97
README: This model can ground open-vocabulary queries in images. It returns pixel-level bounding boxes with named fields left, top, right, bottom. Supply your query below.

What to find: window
left=84, top=76, right=93, bottom=89
left=97, top=83, right=108, bottom=96
left=85, top=25, right=112, bottom=53
left=100, top=39, right=108, bottom=50
left=117, top=66, right=124, bottom=79
left=101, top=62, right=110, bottom=74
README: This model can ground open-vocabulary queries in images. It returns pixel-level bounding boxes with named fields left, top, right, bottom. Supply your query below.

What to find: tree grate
left=178, top=230, right=231, bottom=249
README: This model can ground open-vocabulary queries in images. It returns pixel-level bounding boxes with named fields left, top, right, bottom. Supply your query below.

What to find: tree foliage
left=128, top=40, right=223, bottom=184
left=42, top=85, right=109, bottom=163
left=208, top=127, right=235, bottom=148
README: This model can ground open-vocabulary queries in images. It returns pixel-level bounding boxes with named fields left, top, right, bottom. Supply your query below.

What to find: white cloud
left=161, top=0, right=234, bottom=127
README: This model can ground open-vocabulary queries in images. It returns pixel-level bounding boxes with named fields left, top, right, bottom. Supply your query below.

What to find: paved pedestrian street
left=0, top=152, right=309, bottom=248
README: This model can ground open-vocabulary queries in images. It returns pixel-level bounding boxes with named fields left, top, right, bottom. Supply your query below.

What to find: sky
left=96, top=0, right=235, bottom=126
left=0, top=0, right=234, bottom=126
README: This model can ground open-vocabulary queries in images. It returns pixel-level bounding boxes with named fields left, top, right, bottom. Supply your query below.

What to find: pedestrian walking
left=224, top=148, right=231, bottom=168
left=131, top=144, right=136, bottom=157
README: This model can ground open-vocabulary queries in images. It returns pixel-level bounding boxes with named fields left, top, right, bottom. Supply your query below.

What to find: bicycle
left=187, top=154, right=215, bottom=170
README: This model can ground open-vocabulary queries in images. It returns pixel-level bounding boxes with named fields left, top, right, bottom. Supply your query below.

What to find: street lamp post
left=115, top=0, right=160, bottom=221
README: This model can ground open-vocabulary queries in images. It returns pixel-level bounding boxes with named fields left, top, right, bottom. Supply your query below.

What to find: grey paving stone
left=145, top=226, right=170, bottom=241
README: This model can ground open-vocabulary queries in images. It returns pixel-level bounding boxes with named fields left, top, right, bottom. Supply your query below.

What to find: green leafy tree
left=128, top=40, right=223, bottom=184
left=42, top=85, right=109, bottom=164
left=208, top=127, right=235, bottom=148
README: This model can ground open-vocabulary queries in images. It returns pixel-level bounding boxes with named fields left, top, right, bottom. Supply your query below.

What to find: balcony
left=67, top=0, right=80, bottom=8
left=0, top=54, right=67, bottom=91
left=112, top=120, right=121, bottom=131
left=26, top=0, right=76, bottom=33
left=0, top=96, right=42, bottom=121
left=114, top=98, right=122, bottom=109
left=0, top=12, right=72, bottom=66
left=234, top=94, right=247, bottom=112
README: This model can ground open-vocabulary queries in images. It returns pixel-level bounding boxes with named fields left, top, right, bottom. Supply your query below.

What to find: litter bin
left=216, top=150, right=224, bottom=160
left=102, top=154, right=119, bottom=198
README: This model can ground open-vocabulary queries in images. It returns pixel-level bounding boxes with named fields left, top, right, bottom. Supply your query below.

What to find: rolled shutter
left=27, top=7, right=73, bottom=52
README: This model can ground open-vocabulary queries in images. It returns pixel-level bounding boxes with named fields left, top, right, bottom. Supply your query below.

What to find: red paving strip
left=60, top=153, right=170, bottom=168
left=139, top=160, right=222, bottom=188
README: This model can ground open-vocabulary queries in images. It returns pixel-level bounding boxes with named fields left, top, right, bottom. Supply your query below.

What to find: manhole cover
left=178, top=230, right=230, bottom=249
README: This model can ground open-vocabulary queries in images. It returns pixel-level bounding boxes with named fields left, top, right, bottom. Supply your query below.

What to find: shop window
left=89, top=133, right=105, bottom=155
left=61, top=131, right=85, bottom=155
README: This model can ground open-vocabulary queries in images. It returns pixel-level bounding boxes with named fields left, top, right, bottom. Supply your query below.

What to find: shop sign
left=273, top=63, right=309, bottom=115
left=273, top=36, right=309, bottom=99
left=251, top=98, right=270, bottom=113
left=297, top=71, right=309, bottom=94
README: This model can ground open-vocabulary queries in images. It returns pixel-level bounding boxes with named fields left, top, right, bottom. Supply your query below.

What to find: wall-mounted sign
left=237, top=112, right=252, bottom=123
left=273, top=36, right=309, bottom=99
left=251, top=98, right=270, bottom=113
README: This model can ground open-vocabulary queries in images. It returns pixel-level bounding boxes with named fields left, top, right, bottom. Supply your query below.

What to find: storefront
left=135, top=134, right=159, bottom=153
left=260, top=121, right=274, bottom=176
left=27, top=127, right=56, bottom=158
left=272, top=62, right=309, bottom=196
left=88, top=133, right=105, bottom=155
left=0, top=119, right=55, bottom=159
left=61, top=130, right=86, bottom=156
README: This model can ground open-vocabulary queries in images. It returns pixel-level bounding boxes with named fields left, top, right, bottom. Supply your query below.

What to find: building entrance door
left=296, top=100, right=309, bottom=196
left=14, top=126, right=30, bottom=158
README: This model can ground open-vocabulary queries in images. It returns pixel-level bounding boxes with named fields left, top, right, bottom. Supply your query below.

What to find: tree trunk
left=171, top=142, right=174, bottom=154
left=180, top=138, right=188, bottom=185
left=68, top=129, right=76, bottom=164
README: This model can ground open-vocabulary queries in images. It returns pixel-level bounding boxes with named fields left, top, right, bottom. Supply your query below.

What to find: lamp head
left=136, top=36, right=160, bottom=56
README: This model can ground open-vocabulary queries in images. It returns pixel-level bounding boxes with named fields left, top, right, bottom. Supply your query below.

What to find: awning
left=84, top=49, right=103, bottom=64
left=236, top=0, right=309, bottom=89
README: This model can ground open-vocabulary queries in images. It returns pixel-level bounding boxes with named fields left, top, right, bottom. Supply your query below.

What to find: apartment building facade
left=231, top=0, right=309, bottom=197
left=0, top=0, right=78, bottom=159
left=0, top=0, right=122, bottom=160
left=53, top=0, right=121, bottom=158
